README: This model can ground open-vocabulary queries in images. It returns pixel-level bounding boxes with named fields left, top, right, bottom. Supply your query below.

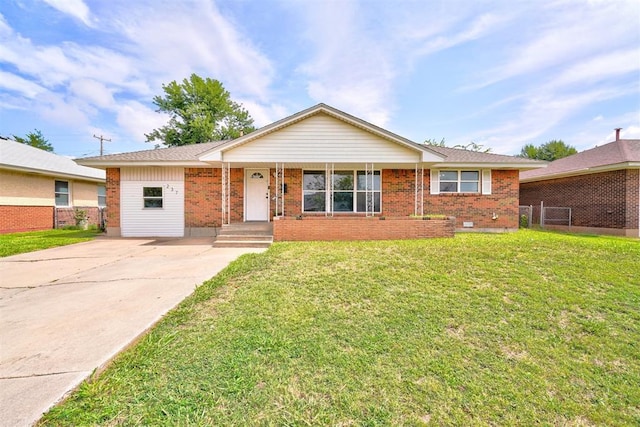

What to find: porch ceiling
left=200, top=161, right=439, bottom=169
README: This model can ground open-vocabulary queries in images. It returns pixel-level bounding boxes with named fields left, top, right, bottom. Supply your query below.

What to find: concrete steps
left=212, top=222, right=273, bottom=248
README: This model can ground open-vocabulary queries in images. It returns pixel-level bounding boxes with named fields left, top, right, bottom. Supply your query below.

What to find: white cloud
left=110, top=0, right=274, bottom=100
left=468, top=0, right=639, bottom=89
left=414, top=13, right=507, bottom=56
left=237, top=99, right=289, bottom=128
left=458, top=85, right=632, bottom=154
left=0, top=71, right=46, bottom=97
left=293, top=0, right=396, bottom=126
left=620, top=125, right=640, bottom=140
left=546, top=48, right=640, bottom=90
left=115, top=100, right=169, bottom=143
left=42, top=0, right=93, bottom=27
left=34, top=92, right=90, bottom=128
left=68, top=79, right=115, bottom=109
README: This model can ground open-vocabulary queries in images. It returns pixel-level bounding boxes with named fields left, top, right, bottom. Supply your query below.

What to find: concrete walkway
left=0, top=237, right=266, bottom=427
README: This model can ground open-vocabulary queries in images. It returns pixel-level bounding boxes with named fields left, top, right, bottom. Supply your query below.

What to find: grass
left=40, top=230, right=639, bottom=425
left=0, top=228, right=100, bottom=257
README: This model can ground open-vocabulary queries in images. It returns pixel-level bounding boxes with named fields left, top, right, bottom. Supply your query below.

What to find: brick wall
left=106, top=168, right=120, bottom=228
left=520, top=170, right=638, bottom=229
left=270, top=168, right=302, bottom=216
left=273, top=168, right=518, bottom=229
left=0, top=206, right=53, bottom=233
left=185, top=168, right=221, bottom=227
left=229, top=168, right=244, bottom=222
left=425, top=170, right=520, bottom=229
left=273, top=216, right=455, bottom=241
left=624, top=169, right=639, bottom=231
left=55, top=207, right=104, bottom=228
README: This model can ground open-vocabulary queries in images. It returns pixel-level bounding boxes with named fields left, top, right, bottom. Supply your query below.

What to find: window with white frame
left=431, top=169, right=491, bottom=195
left=55, top=180, right=69, bottom=206
left=303, top=170, right=381, bottom=213
left=143, top=187, right=163, bottom=208
left=439, top=170, right=480, bottom=193
left=97, top=185, right=107, bottom=207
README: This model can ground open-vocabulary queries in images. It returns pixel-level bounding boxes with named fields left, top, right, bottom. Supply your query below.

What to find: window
left=303, top=171, right=326, bottom=212
left=143, top=187, right=163, bottom=208
left=97, top=185, right=107, bottom=207
left=439, top=170, right=479, bottom=193
left=303, top=170, right=381, bottom=213
left=55, top=180, right=69, bottom=206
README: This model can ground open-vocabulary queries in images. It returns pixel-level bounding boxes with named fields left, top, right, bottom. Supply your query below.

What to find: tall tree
left=519, top=140, right=577, bottom=161
left=13, top=129, right=54, bottom=152
left=145, top=74, right=256, bottom=146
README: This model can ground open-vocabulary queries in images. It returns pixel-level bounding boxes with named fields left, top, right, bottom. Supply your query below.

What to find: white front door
left=245, top=169, right=270, bottom=221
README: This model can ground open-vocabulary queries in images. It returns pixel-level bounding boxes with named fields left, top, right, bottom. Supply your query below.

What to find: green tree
left=453, top=141, right=492, bottom=153
left=145, top=74, right=256, bottom=146
left=424, top=138, right=492, bottom=153
left=13, top=129, right=54, bottom=152
left=519, top=140, right=577, bottom=161
left=424, top=137, right=446, bottom=147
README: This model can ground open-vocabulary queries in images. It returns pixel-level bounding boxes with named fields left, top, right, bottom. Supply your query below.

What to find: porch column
left=325, top=163, right=334, bottom=217
left=365, top=162, right=375, bottom=217
left=275, top=162, right=285, bottom=217
left=221, top=162, right=231, bottom=225
left=415, top=164, right=424, bottom=216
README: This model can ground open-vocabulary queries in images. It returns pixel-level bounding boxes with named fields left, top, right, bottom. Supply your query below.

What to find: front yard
left=40, top=231, right=639, bottom=425
left=0, top=229, right=100, bottom=257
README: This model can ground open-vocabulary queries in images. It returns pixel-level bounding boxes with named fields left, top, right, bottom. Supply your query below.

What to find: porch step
left=212, top=222, right=273, bottom=248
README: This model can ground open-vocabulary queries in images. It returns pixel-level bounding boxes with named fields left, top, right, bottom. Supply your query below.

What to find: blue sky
left=0, top=0, right=638, bottom=157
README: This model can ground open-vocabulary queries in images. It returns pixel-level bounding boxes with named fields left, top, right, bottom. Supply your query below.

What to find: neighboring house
left=520, top=135, right=640, bottom=237
left=77, top=104, right=543, bottom=241
left=0, top=137, right=106, bottom=233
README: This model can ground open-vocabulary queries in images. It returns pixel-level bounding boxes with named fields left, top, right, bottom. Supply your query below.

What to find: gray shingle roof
left=520, top=139, right=640, bottom=181
left=427, top=146, right=544, bottom=164
left=79, top=140, right=226, bottom=162
left=76, top=139, right=540, bottom=167
left=0, top=137, right=105, bottom=181
left=73, top=104, right=543, bottom=169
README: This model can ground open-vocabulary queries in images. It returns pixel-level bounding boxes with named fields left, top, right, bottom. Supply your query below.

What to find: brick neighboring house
left=0, top=137, right=106, bottom=233
left=77, top=104, right=543, bottom=241
left=520, top=136, right=640, bottom=237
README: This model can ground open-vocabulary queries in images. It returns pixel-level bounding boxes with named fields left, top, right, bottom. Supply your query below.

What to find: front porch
left=212, top=222, right=273, bottom=248
left=272, top=215, right=455, bottom=241
left=210, top=215, right=456, bottom=243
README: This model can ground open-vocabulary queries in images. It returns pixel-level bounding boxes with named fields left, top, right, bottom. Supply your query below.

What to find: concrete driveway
left=0, top=237, right=266, bottom=427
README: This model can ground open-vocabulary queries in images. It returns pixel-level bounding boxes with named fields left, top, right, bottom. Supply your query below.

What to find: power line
left=92, top=134, right=112, bottom=156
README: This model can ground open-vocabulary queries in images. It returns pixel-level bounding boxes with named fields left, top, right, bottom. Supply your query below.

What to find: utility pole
left=93, top=134, right=111, bottom=156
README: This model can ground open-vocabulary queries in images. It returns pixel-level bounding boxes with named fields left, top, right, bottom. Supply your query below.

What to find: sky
left=0, top=0, right=638, bottom=158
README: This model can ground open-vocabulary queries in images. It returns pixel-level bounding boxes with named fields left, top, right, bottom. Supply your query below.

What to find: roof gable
left=72, top=103, right=545, bottom=170
left=199, top=104, right=444, bottom=163
left=521, top=139, right=640, bottom=181
left=0, top=138, right=105, bottom=181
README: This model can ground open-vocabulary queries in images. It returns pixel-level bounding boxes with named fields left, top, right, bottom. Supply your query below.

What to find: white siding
left=430, top=169, right=439, bottom=195
left=121, top=167, right=184, bottom=181
left=223, top=114, right=420, bottom=163
left=482, top=170, right=492, bottom=195
left=120, top=181, right=184, bottom=237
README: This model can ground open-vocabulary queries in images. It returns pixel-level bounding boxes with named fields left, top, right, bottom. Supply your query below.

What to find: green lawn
left=40, top=231, right=640, bottom=425
left=0, top=229, right=100, bottom=257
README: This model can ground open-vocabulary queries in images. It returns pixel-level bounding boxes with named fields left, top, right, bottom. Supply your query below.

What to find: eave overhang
left=74, top=160, right=210, bottom=169
left=520, top=162, right=639, bottom=183
left=1, top=164, right=105, bottom=183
